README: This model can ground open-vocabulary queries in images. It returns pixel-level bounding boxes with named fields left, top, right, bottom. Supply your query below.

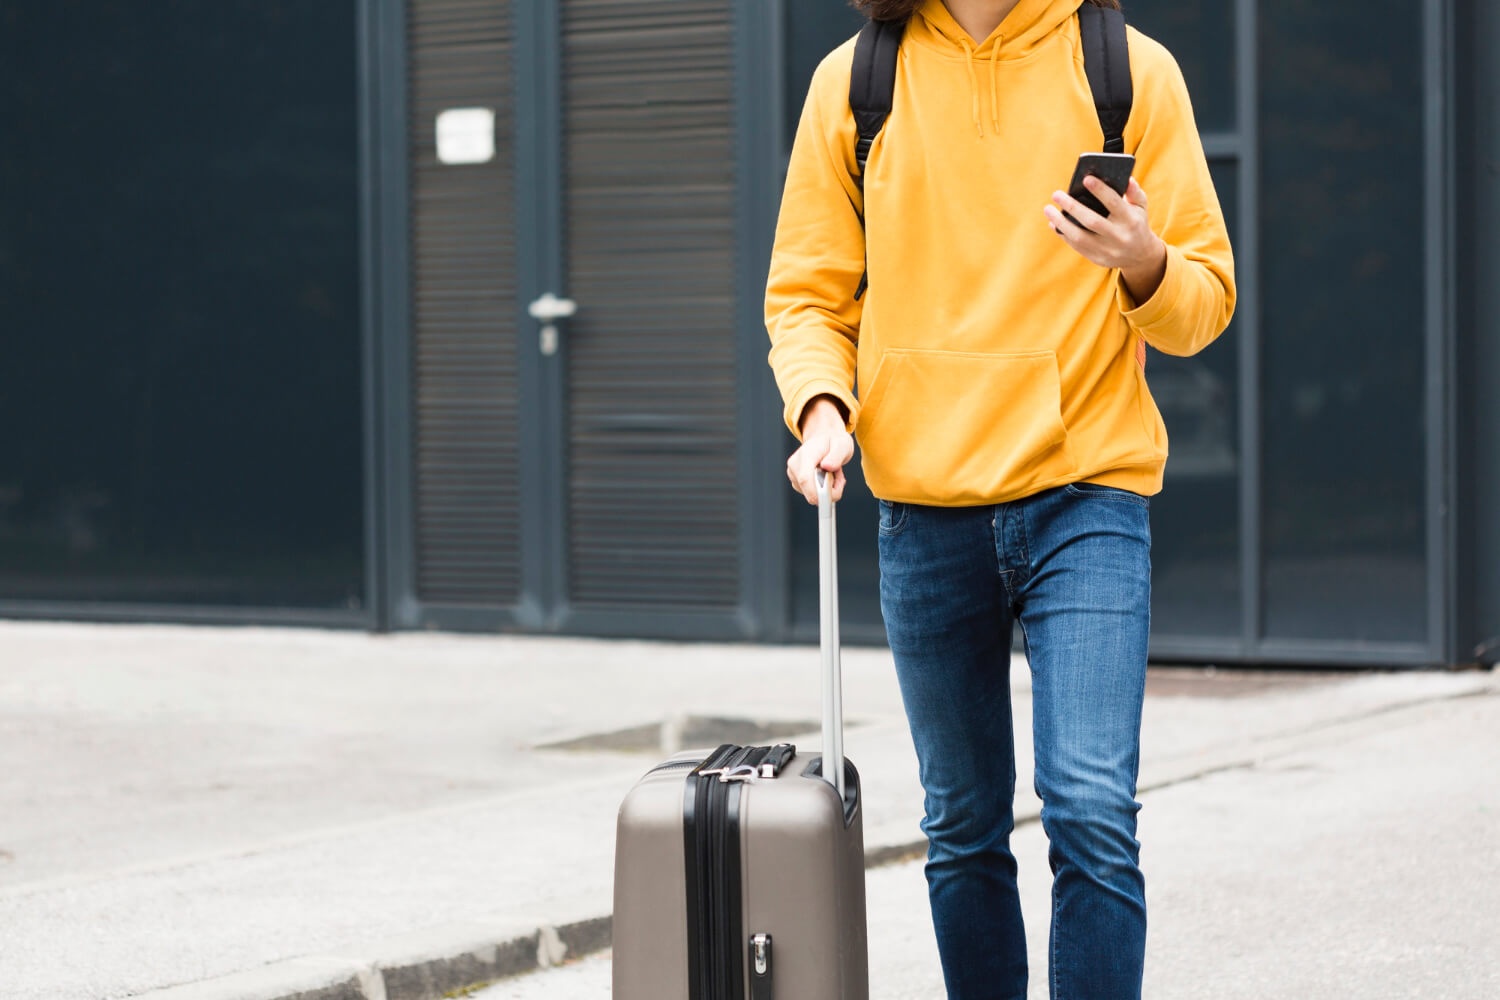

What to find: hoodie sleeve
left=1115, top=30, right=1237, bottom=358
left=764, top=44, right=869, bottom=439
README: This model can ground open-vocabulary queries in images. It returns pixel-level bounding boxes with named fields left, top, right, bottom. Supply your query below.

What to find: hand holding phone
left=1062, top=151, right=1135, bottom=231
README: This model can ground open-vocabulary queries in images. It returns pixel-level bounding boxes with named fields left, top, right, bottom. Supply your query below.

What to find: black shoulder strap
left=848, top=19, right=904, bottom=186
left=1077, top=4, right=1132, bottom=152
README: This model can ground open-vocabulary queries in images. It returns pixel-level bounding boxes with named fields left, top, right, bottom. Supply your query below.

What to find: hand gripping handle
left=814, top=470, right=845, bottom=802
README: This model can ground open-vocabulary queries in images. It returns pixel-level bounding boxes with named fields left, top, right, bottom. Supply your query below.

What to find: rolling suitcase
left=613, top=471, right=869, bottom=1000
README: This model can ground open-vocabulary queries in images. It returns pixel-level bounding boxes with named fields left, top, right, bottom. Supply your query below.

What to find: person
left=765, top=0, right=1235, bottom=997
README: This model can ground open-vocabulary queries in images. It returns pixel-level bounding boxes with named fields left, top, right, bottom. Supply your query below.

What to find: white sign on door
left=435, top=107, right=495, bottom=166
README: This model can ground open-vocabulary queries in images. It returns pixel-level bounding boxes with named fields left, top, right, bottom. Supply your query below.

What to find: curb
left=130, top=916, right=613, bottom=1000
left=123, top=842, right=928, bottom=1000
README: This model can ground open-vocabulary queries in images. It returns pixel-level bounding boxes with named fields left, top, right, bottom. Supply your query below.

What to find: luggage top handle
left=815, top=470, right=846, bottom=802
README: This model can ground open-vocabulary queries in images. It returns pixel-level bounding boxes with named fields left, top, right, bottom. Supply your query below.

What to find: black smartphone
left=1063, top=151, right=1136, bottom=230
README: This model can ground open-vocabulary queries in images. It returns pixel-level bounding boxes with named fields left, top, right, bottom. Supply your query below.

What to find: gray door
left=405, top=0, right=742, bottom=633
left=407, top=0, right=526, bottom=619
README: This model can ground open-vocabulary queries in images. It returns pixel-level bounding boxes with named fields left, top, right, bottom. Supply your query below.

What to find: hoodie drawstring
left=961, top=38, right=1004, bottom=138
left=961, top=40, right=983, bottom=137
left=990, top=42, right=1002, bottom=134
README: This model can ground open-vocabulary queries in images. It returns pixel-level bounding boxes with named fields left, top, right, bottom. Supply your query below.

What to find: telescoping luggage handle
left=814, top=470, right=846, bottom=802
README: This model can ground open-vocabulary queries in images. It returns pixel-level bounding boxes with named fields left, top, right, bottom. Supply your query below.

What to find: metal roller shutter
left=561, top=1, right=740, bottom=611
left=408, top=0, right=520, bottom=606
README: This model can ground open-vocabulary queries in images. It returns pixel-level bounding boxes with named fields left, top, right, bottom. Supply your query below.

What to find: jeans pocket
left=878, top=498, right=910, bottom=536
left=1063, top=482, right=1151, bottom=508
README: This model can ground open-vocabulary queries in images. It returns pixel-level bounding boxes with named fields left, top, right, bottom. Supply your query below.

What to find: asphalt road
left=477, top=681, right=1500, bottom=999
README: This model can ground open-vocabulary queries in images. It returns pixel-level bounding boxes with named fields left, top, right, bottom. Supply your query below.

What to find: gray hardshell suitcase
left=613, top=473, right=869, bottom=1000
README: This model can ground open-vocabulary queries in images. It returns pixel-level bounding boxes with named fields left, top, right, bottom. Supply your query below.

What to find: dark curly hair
left=850, top=0, right=1120, bottom=23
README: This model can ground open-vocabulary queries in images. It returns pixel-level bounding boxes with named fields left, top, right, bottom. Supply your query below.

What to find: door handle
left=527, top=293, right=577, bottom=357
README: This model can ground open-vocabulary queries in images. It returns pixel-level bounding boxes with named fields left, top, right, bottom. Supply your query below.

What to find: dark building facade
left=1, top=0, right=1494, bottom=668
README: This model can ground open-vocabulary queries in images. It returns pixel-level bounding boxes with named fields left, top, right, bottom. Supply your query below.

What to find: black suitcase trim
left=684, top=745, right=747, bottom=1000
left=683, top=745, right=788, bottom=1000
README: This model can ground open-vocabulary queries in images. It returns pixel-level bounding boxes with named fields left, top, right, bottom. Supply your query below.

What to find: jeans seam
left=1050, top=883, right=1062, bottom=1000
left=877, top=500, right=908, bottom=536
left=1019, top=504, right=1035, bottom=578
left=1064, top=483, right=1149, bottom=509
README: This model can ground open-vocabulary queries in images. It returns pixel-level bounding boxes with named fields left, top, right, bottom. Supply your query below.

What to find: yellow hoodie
left=765, top=0, right=1235, bottom=506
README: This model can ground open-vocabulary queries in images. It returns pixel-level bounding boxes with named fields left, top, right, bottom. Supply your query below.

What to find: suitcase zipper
left=749, top=933, right=773, bottom=1000
left=685, top=760, right=714, bottom=1000
left=714, top=775, right=745, bottom=999
left=698, top=744, right=758, bottom=781
left=644, top=757, right=703, bottom=777
left=685, top=744, right=747, bottom=1000
left=692, top=744, right=742, bottom=776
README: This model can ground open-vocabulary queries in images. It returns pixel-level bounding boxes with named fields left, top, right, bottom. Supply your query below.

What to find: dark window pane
left=783, top=0, right=865, bottom=153
left=1259, top=1, right=1426, bottom=644
left=1122, top=0, right=1236, bottom=132
left=1148, top=162, right=1241, bottom=640
left=0, top=3, right=364, bottom=608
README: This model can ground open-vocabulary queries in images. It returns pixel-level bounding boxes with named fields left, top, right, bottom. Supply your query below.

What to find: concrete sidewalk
left=0, top=621, right=1493, bottom=1000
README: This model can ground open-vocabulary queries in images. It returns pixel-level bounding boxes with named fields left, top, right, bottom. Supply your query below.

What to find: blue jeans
left=878, top=484, right=1151, bottom=1000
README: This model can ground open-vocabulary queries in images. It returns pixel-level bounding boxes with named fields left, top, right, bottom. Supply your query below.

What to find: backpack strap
left=1077, top=3, right=1132, bottom=152
left=848, top=18, right=904, bottom=187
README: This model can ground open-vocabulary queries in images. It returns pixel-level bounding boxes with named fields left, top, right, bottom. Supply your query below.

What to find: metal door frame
left=1458, top=0, right=1500, bottom=666
left=734, top=0, right=793, bottom=641
left=514, top=0, right=569, bottom=632
left=366, top=0, right=411, bottom=632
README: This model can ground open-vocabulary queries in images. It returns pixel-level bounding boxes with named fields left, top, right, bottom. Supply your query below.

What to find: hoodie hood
left=913, top=0, right=1081, bottom=58
left=911, top=0, right=1083, bottom=136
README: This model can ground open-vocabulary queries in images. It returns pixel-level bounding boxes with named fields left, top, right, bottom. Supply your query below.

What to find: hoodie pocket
left=855, top=348, right=1077, bottom=503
